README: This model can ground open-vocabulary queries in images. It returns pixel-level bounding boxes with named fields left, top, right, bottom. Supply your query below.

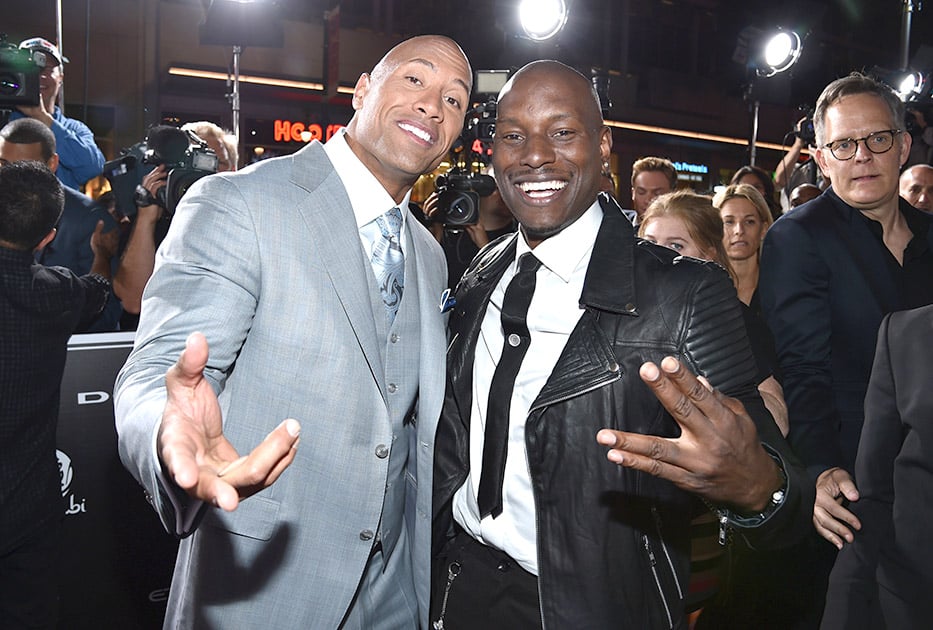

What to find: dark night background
left=284, top=0, right=933, bottom=112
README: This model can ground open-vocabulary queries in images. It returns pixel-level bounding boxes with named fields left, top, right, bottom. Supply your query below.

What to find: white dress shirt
left=452, top=201, right=603, bottom=575
left=324, top=129, right=411, bottom=255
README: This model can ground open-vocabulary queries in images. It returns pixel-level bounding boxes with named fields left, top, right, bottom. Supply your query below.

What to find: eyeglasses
left=822, top=129, right=902, bottom=161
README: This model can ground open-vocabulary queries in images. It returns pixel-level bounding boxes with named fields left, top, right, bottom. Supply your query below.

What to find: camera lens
left=0, top=72, right=24, bottom=96
left=446, top=192, right=474, bottom=224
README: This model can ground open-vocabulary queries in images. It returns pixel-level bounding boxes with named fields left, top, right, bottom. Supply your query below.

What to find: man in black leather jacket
left=431, top=60, right=813, bottom=629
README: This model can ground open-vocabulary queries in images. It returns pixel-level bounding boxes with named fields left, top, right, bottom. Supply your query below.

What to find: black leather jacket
left=433, top=195, right=812, bottom=629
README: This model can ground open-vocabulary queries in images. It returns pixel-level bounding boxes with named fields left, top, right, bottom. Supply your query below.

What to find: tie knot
left=376, top=207, right=403, bottom=242
left=517, top=252, right=541, bottom=274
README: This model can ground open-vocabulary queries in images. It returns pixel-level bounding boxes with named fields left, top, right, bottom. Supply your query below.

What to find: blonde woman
left=714, top=184, right=772, bottom=305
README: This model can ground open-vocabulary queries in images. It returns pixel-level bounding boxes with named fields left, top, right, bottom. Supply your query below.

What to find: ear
left=898, top=131, right=913, bottom=167
left=351, top=73, right=371, bottom=111
left=47, top=153, right=59, bottom=174
left=34, top=228, right=56, bottom=252
left=599, top=125, right=613, bottom=162
left=814, top=147, right=829, bottom=175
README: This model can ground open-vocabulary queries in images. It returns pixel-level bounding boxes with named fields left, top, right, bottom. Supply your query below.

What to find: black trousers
left=0, top=519, right=60, bottom=630
left=431, top=529, right=542, bottom=630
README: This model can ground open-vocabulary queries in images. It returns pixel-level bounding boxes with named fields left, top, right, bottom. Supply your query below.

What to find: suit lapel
left=289, top=142, right=387, bottom=388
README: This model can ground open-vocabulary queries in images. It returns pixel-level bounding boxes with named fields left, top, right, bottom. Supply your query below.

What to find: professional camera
left=795, top=106, right=816, bottom=146
left=103, top=125, right=218, bottom=218
left=0, top=34, right=40, bottom=109
left=431, top=98, right=498, bottom=226
left=433, top=168, right=497, bottom=227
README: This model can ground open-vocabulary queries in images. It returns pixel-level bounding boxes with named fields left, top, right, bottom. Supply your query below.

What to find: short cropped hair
left=814, top=72, right=905, bottom=147
left=0, top=161, right=65, bottom=250
left=0, top=118, right=57, bottom=161
left=631, top=156, right=676, bottom=189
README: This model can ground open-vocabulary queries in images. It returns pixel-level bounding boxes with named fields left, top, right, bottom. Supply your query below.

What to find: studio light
left=896, top=70, right=925, bottom=100
left=519, top=0, right=568, bottom=41
left=758, top=30, right=802, bottom=77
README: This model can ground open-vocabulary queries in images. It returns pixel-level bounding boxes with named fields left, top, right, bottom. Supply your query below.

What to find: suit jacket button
left=390, top=333, right=399, bottom=343
left=375, top=444, right=389, bottom=458
left=387, top=383, right=398, bottom=394
left=360, top=529, right=374, bottom=541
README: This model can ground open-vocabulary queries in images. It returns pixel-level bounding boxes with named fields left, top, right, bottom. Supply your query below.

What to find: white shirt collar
left=515, top=200, right=603, bottom=283
left=324, top=128, right=412, bottom=228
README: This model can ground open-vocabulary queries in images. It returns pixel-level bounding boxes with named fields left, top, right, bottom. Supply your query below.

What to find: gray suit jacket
left=114, top=141, right=448, bottom=628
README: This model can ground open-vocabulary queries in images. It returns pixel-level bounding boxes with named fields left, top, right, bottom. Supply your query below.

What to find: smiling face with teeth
left=492, top=61, right=611, bottom=248
left=344, top=36, right=472, bottom=204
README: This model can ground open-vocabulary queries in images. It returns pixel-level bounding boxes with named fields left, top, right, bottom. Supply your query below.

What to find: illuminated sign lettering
left=672, top=161, right=709, bottom=174
left=274, top=120, right=346, bottom=143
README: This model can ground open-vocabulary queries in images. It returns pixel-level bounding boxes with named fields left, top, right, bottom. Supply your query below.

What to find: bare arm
left=757, top=375, right=789, bottom=437
left=113, top=166, right=167, bottom=312
left=774, top=137, right=805, bottom=189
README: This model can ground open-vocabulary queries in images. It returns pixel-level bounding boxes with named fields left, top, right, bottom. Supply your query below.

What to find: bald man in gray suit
left=114, top=35, right=472, bottom=629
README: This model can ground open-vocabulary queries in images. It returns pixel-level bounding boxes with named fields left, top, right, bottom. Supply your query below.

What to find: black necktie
left=477, top=252, right=542, bottom=519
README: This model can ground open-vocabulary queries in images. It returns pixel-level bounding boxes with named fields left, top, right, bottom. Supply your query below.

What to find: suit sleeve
left=821, top=313, right=900, bottom=629
left=682, top=262, right=813, bottom=550
left=759, top=216, right=841, bottom=478
left=113, top=174, right=262, bottom=537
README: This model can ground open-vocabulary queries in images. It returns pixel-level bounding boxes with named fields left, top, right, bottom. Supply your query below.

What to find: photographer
left=424, top=165, right=515, bottom=289
left=774, top=115, right=828, bottom=212
left=112, top=165, right=171, bottom=326
left=111, top=124, right=223, bottom=328
left=7, top=37, right=105, bottom=191
left=0, top=118, right=121, bottom=331
left=181, top=120, right=238, bottom=173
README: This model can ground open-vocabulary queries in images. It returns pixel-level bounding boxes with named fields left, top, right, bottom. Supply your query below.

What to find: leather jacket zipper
left=529, top=369, right=621, bottom=413
left=643, top=533, right=674, bottom=628
left=651, top=506, right=684, bottom=600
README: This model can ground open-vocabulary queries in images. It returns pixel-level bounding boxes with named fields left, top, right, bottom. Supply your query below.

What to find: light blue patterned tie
left=371, top=207, right=405, bottom=324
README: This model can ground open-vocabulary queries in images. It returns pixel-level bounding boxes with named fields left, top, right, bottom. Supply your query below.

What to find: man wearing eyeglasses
left=758, top=72, right=933, bottom=625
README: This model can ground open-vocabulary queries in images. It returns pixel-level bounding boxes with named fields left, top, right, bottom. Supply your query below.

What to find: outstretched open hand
left=157, top=332, right=300, bottom=511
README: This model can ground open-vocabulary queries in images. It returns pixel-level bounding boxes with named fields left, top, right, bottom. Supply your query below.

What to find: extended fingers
left=212, top=419, right=301, bottom=504
left=596, top=429, right=694, bottom=486
left=640, top=358, right=718, bottom=430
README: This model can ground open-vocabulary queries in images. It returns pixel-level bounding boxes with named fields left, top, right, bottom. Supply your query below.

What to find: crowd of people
left=2, top=31, right=932, bottom=630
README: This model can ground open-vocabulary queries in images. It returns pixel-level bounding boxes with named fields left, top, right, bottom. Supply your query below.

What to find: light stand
left=748, top=29, right=802, bottom=166
left=229, top=46, right=242, bottom=148
left=199, top=0, right=284, bottom=161
left=900, top=0, right=921, bottom=71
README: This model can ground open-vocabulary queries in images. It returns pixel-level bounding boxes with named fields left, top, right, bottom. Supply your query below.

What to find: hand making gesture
left=597, top=356, right=783, bottom=513
left=158, top=332, right=301, bottom=511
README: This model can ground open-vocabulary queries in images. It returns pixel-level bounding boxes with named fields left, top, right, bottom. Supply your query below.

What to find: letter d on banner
left=77, top=391, right=110, bottom=405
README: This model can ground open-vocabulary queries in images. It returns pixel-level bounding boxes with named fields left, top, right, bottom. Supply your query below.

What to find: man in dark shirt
left=758, top=71, right=933, bottom=626
left=0, top=118, right=121, bottom=331
left=0, top=161, right=109, bottom=628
